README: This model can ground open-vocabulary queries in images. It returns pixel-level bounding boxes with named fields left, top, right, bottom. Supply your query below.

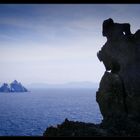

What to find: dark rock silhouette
left=0, top=80, right=28, bottom=92
left=43, top=19, right=140, bottom=136
left=102, top=18, right=132, bottom=40
left=97, top=18, right=140, bottom=122
left=43, top=118, right=140, bottom=136
left=43, top=119, right=108, bottom=137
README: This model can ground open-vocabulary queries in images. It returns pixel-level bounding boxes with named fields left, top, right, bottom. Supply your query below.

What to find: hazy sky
left=0, top=4, right=140, bottom=85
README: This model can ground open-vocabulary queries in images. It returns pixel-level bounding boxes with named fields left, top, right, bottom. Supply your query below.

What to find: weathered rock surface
left=97, top=18, right=140, bottom=122
left=43, top=119, right=107, bottom=137
left=43, top=118, right=140, bottom=137
left=43, top=19, right=140, bottom=136
left=10, top=80, right=28, bottom=92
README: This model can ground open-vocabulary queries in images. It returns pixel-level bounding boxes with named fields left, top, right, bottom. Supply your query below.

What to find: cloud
left=1, top=4, right=139, bottom=84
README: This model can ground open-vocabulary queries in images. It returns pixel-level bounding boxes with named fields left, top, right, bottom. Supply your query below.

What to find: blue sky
left=0, top=4, right=140, bottom=85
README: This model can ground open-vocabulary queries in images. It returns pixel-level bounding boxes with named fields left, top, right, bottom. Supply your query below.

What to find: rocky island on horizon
left=0, top=80, right=28, bottom=92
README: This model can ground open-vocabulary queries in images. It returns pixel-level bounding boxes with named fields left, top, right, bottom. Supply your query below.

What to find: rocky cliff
left=43, top=19, right=140, bottom=136
left=97, top=18, right=140, bottom=122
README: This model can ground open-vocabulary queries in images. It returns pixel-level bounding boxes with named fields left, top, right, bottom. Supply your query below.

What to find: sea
left=0, top=88, right=103, bottom=136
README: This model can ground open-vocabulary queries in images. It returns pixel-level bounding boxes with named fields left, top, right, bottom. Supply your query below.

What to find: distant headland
left=0, top=80, right=28, bottom=92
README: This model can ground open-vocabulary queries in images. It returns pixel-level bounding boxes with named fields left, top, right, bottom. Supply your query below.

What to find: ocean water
left=0, top=88, right=103, bottom=136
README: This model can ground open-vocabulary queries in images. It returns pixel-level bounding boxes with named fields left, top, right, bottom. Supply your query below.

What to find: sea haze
left=0, top=88, right=102, bottom=136
left=28, top=81, right=98, bottom=89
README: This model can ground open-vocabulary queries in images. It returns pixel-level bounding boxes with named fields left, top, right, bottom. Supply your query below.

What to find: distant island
left=0, top=80, right=28, bottom=92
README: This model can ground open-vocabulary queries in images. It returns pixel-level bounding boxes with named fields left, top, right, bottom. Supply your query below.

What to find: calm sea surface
left=0, top=88, right=102, bottom=136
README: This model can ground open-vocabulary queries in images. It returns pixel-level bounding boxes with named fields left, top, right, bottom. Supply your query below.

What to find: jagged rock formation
left=0, top=80, right=28, bottom=92
left=43, top=118, right=140, bottom=136
left=97, top=18, right=140, bottom=122
left=43, top=19, right=140, bottom=136
left=43, top=119, right=108, bottom=137
left=10, top=80, right=28, bottom=92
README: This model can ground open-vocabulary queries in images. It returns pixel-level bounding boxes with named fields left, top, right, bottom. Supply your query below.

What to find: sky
left=0, top=4, right=140, bottom=85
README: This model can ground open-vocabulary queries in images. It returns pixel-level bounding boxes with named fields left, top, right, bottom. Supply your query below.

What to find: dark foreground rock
left=43, top=119, right=107, bottom=137
left=43, top=19, right=140, bottom=136
left=43, top=118, right=140, bottom=137
left=97, top=18, right=140, bottom=122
